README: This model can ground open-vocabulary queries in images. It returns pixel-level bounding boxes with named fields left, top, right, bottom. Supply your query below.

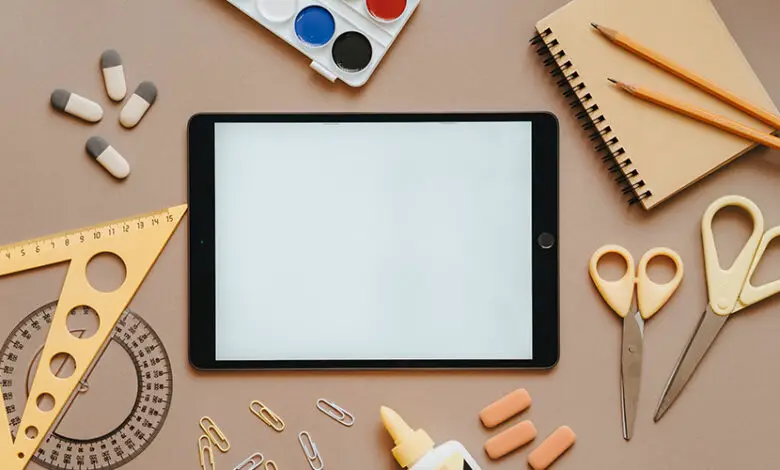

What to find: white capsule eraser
left=86, top=136, right=130, bottom=179
left=51, top=89, right=103, bottom=123
left=120, top=81, right=157, bottom=128
left=101, top=49, right=127, bottom=101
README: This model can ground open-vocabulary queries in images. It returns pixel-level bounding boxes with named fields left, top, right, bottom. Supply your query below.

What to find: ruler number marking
left=0, top=210, right=175, bottom=263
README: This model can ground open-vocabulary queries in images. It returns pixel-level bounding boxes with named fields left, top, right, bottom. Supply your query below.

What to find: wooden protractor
left=0, top=204, right=186, bottom=470
left=0, top=303, right=172, bottom=469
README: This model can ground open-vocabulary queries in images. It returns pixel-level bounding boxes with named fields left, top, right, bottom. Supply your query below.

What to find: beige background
left=0, top=0, right=779, bottom=468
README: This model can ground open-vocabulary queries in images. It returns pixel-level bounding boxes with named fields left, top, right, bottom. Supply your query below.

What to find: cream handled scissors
left=654, top=195, right=780, bottom=421
left=590, top=245, right=684, bottom=440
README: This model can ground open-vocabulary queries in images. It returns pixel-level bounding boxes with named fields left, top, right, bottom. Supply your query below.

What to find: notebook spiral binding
left=531, top=28, right=651, bottom=205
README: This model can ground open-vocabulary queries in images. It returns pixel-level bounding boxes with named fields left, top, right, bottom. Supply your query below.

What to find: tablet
left=188, top=113, right=559, bottom=369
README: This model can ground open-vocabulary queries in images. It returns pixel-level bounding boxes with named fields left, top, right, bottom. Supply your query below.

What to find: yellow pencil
left=592, top=23, right=780, bottom=130
left=609, top=78, right=780, bottom=150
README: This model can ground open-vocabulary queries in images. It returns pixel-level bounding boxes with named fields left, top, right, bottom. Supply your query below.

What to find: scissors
left=654, top=195, right=780, bottom=421
left=590, top=244, right=684, bottom=440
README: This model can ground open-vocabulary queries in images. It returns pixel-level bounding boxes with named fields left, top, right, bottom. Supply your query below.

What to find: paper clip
left=233, top=451, right=265, bottom=470
left=198, top=435, right=215, bottom=470
left=316, top=398, right=355, bottom=427
left=200, top=416, right=231, bottom=452
left=298, top=431, right=324, bottom=470
left=264, top=461, right=278, bottom=470
left=249, top=400, right=286, bottom=432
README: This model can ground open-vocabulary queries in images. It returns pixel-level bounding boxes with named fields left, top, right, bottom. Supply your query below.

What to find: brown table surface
left=1, top=0, right=779, bottom=468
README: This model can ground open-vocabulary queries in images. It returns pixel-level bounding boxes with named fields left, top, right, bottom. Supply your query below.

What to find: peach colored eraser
left=479, top=388, right=532, bottom=428
left=528, top=426, right=576, bottom=470
left=484, top=420, right=537, bottom=460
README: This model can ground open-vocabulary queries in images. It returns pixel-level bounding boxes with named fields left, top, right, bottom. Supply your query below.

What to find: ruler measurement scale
left=0, top=209, right=180, bottom=270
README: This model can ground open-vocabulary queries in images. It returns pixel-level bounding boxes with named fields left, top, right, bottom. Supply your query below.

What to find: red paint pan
left=366, top=0, right=408, bottom=22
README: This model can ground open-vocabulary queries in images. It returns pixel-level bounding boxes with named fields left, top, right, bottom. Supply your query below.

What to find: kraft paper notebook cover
left=534, top=0, right=778, bottom=209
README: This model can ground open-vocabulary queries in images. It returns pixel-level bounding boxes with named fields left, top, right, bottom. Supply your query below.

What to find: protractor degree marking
left=0, top=302, right=172, bottom=470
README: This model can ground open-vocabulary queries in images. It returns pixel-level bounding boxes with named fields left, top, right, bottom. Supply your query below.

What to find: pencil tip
left=591, top=23, right=600, bottom=29
left=607, top=78, right=617, bottom=84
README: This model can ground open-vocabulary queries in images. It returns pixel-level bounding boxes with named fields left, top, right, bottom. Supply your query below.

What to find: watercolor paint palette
left=226, top=0, right=421, bottom=87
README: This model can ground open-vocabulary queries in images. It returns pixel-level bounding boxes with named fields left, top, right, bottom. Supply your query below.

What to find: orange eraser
left=479, top=388, right=532, bottom=428
left=484, top=420, right=537, bottom=460
left=527, top=426, right=576, bottom=470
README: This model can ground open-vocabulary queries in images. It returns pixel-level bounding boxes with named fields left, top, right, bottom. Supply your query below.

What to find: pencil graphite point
left=608, top=79, right=636, bottom=93
left=592, top=23, right=618, bottom=40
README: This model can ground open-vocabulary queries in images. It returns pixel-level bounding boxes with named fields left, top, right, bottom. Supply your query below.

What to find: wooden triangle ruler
left=0, top=204, right=187, bottom=470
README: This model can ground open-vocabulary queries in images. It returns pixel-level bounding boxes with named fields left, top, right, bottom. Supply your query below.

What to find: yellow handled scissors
left=590, top=245, right=684, bottom=440
left=654, top=195, right=780, bottom=421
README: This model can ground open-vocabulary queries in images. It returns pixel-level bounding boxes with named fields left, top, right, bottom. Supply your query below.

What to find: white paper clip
left=298, top=431, right=324, bottom=470
left=316, top=398, right=355, bottom=427
left=233, top=451, right=265, bottom=470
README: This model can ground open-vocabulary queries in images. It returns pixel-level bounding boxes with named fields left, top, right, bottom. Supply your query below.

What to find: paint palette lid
left=226, top=0, right=421, bottom=87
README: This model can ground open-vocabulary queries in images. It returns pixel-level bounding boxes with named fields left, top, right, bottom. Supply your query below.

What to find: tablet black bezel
left=188, top=112, right=558, bottom=370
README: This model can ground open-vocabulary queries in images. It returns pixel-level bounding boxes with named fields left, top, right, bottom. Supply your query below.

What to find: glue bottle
left=381, top=406, right=482, bottom=470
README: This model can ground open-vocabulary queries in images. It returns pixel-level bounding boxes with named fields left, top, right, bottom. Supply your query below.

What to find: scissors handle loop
left=636, top=247, right=684, bottom=319
left=589, top=245, right=636, bottom=317
left=737, top=225, right=780, bottom=311
left=701, top=195, right=764, bottom=315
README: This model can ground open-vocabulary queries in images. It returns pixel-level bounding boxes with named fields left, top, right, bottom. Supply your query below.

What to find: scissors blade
left=621, top=310, right=644, bottom=440
left=654, top=305, right=729, bottom=422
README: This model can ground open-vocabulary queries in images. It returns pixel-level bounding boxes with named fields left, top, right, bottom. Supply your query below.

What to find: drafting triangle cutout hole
left=0, top=204, right=187, bottom=470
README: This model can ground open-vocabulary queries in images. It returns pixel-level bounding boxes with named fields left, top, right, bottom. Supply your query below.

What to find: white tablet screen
left=214, top=121, right=533, bottom=361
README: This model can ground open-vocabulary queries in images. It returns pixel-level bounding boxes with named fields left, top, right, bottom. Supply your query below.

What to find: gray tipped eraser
left=134, top=81, right=157, bottom=104
left=86, top=136, right=109, bottom=159
left=51, top=89, right=102, bottom=122
left=85, top=136, right=130, bottom=179
left=50, top=89, right=70, bottom=111
left=100, top=49, right=123, bottom=68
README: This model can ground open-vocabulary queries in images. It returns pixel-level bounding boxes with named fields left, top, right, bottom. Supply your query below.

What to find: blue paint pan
left=294, top=5, right=336, bottom=47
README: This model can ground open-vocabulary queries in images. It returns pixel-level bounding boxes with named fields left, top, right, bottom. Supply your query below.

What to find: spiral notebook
left=534, top=0, right=778, bottom=209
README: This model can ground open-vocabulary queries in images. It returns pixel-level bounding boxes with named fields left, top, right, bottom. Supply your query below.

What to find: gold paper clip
left=249, top=400, right=286, bottom=432
left=233, top=451, right=265, bottom=470
left=298, top=431, right=324, bottom=470
left=200, top=416, right=231, bottom=452
left=316, top=398, right=355, bottom=427
left=265, top=461, right=278, bottom=470
left=199, top=435, right=216, bottom=470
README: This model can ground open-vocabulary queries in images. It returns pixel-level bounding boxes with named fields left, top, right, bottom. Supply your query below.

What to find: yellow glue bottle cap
left=381, top=406, right=435, bottom=469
